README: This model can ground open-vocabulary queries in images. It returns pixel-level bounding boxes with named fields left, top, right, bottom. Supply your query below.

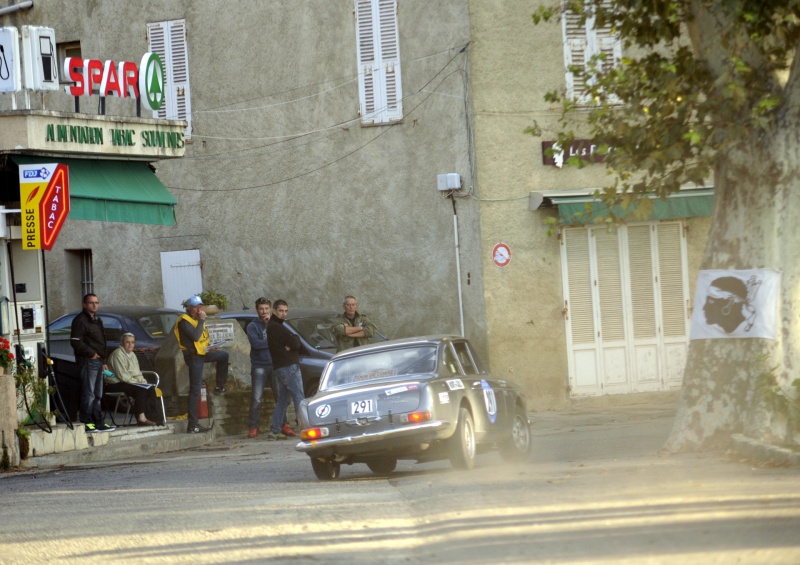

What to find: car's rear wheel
left=310, top=457, right=341, bottom=480
left=499, top=405, right=532, bottom=463
left=366, top=457, right=397, bottom=476
left=448, top=407, right=476, bottom=470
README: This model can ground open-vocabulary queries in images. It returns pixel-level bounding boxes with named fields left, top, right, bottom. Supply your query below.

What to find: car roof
left=331, top=335, right=459, bottom=359
left=221, top=308, right=339, bottom=320
left=54, top=306, right=182, bottom=319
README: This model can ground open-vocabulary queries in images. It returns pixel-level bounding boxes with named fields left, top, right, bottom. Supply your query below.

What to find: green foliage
left=529, top=0, right=798, bottom=225
left=199, top=289, right=228, bottom=310
left=14, top=365, right=55, bottom=425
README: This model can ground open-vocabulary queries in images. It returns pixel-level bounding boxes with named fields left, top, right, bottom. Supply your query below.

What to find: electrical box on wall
left=21, top=25, right=59, bottom=91
left=437, top=173, right=462, bottom=191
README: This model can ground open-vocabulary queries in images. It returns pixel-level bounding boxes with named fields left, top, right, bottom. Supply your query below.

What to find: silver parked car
left=296, top=335, right=532, bottom=480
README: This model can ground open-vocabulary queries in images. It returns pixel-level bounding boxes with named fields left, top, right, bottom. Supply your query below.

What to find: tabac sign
left=18, top=163, right=70, bottom=250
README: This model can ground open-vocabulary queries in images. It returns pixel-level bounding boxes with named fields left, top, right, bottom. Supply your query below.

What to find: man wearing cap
left=174, top=295, right=229, bottom=434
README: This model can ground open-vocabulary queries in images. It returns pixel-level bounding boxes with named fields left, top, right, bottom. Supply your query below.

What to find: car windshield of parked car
left=136, top=313, right=179, bottom=339
left=323, top=345, right=438, bottom=389
left=289, top=316, right=338, bottom=350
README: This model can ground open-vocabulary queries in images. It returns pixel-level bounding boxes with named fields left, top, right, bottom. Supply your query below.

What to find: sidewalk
left=7, top=390, right=798, bottom=471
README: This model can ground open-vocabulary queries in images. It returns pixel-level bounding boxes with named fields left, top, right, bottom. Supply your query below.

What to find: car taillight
left=401, top=411, right=431, bottom=424
left=301, top=427, right=329, bottom=440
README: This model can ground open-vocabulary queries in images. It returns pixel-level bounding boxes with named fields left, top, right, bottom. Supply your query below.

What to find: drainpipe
left=0, top=1, right=33, bottom=17
left=450, top=194, right=465, bottom=337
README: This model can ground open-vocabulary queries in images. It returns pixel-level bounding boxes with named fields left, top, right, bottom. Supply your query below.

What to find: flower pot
left=201, top=305, right=220, bottom=315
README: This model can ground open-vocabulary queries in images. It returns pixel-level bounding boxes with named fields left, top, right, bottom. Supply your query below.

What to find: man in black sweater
left=70, top=293, right=115, bottom=433
left=266, top=299, right=306, bottom=440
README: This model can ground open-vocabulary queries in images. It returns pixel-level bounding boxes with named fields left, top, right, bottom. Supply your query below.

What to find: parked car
left=46, top=306, right=182, bottom=422
left=220, top=308, right=340, bottom=397
left=47, top=306, right=182, bottom=376
left=295, top=335, right=532, bottom=480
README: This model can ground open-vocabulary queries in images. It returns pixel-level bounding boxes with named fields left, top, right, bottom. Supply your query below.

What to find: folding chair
left=103, top=391, right=135, bottom=426
left=142, top=371, right=167, bottom=425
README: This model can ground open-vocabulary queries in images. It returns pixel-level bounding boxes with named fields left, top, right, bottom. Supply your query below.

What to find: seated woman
left=106, top=333, right=164, bottom=426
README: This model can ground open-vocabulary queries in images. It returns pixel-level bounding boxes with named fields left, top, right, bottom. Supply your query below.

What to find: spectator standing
left=245, top=297, right=274, bottom=439
left=331, top=295, right=377, bottom=352
left=173, top=295, right=229, bottom=434
left=70, top=293, right=115, bottom=433
left=266, top=300, right=306, bottom=440
left=106, top=333, right=163, bottom=426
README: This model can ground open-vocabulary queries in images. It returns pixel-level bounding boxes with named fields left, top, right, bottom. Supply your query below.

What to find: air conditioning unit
left=437, top=173, right=461, bottom=191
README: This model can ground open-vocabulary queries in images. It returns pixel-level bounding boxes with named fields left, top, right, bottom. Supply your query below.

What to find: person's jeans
left=79, top=358, right=104, bottom=425
left=248, top=365, right=272, bottom=428
left=184, top=349, right=229, bottom=428
left=270, top=364, right=304, bottom=434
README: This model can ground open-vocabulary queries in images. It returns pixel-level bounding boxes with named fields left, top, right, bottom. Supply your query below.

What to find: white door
left=160, top=249, right=202, bottom=310
left=561, top=222, right=689, bottom=396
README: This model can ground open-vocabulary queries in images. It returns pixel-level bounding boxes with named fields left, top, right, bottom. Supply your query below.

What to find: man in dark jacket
left=245, top=297, right=275, bottom=439
left=70, top=293, right=115, bottom=433
left=266, top=299, right=306, bottom=440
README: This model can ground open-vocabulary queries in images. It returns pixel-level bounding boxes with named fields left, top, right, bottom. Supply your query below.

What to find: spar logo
left=140, top=52, right=165, bottom=111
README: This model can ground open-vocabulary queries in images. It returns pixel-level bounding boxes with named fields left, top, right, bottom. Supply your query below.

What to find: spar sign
left=19, top=164, right=70, bottom=250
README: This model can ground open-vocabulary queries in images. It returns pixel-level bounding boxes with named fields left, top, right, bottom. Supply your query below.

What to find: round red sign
left=492, top=243, right=511, bottom=268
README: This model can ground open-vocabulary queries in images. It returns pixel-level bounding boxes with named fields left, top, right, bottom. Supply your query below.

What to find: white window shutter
left=147, top=19, right=192, bottom=138
left=355, top=0, right=402, bottom=124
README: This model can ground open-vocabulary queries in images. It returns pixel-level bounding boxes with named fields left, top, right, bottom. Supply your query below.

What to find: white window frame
left=355, top=0, right=403, bottom=124
left=561, top=1, right=622, bottom=104
left=147, top=19, right=192, bottom=138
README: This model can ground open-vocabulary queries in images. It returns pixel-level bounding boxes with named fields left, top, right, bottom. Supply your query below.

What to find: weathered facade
left=467, top=1, right=711, bottom=408
left=0, top=1, right=487, bottom=357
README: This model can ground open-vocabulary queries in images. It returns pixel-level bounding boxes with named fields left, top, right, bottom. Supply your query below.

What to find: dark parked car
left=47, top=306, right=181, bottom=420
left=295, top=335, right=532, bottom=480
left=220, top=308, right=340, bottom=397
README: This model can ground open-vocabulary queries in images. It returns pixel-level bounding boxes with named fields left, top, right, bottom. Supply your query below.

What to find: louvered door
left=561, top=222, right=689, bottom=396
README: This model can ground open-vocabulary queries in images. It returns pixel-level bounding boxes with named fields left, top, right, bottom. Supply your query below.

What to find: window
left=355, top=0, right=403, bottom=124
left=57, top=41, right=81, bottom=85
left=147, top=19, right=192, bottom=138
left=562, top=1, right=621, bottom=103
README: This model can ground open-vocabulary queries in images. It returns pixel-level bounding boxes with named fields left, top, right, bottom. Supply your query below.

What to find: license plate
left=350, top=398, right=376, bottom=416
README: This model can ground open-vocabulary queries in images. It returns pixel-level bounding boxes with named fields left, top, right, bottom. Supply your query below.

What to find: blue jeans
left=79, top=358, right=104, bottom=425
left=270, top=364, right=304, bottom=434
left=184, top=349, right=229, bottom=428
left=248, top=365, right=272, bottom=428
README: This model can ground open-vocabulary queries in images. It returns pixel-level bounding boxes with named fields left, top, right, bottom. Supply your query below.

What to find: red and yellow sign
left=19, top=163, right=70, bottom=250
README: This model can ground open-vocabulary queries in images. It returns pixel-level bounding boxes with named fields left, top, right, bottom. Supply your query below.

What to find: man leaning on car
left=331, top=295, right=377, bottom=352
left=70, top=293, right=115, bottom=434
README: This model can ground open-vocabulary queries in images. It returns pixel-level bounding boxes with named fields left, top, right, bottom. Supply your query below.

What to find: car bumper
left=295, top=420, right=449, bottom=454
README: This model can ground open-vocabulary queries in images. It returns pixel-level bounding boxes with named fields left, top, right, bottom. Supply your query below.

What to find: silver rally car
left=295, top=335, right=532, bottom=480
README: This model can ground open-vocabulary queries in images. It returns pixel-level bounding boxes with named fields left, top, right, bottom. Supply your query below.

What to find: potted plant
left=199, top=289, right=228, bottom=314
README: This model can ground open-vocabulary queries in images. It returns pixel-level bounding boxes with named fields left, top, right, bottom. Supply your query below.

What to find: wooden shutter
left=355, top=0, right=402, bottom=124
left=657, top=223, right=687, bottom=337
left=628, top=225, right=657, bottom=339
left=148, top=19, right=192, bottom=138
left=565, top=230, right=595, bottom=344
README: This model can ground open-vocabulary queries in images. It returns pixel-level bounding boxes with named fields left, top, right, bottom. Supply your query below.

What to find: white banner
left=690, top=269, right=780, bottom=340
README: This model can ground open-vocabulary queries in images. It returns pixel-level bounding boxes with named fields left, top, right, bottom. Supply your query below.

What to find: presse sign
left=18, top=164, right=70, bottom=251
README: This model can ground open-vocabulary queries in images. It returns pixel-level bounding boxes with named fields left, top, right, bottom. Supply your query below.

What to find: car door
left=451, top=340, right=509, bottom=435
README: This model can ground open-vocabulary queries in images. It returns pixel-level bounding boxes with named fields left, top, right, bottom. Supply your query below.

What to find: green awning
left=552, top=189, right=714, bottom=225
left=12, top=155, right=177, bottom=226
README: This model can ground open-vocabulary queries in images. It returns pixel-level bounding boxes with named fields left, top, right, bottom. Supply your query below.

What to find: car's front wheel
left=366, top=457, right=397, bottom=476
left=499, top=405, right=532, bottom=463
left=448, top=407, right=476, bottom=470
left=310, top=457, right=341, bottom=480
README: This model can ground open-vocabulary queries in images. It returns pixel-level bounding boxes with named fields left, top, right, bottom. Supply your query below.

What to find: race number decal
left=480, top=379, right=497, bottom=424
left=439, top=392, right=450, bottom=404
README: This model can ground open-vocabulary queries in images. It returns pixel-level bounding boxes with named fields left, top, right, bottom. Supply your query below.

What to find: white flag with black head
left=690, top=269, right=780, bottom=340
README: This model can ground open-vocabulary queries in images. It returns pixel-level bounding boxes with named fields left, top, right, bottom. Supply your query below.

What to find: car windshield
left=289, top=316, right=338, bottom=350
left=323, top=345, right=438, bottom=389
left=136, top=313, right=179, bottom=339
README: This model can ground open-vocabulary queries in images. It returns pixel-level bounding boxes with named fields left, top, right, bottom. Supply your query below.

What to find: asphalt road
left=1, top=402, right=799, bottom=564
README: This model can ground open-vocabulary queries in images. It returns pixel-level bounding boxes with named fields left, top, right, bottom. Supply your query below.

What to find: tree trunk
left=664, top=124, right=800, bottom=452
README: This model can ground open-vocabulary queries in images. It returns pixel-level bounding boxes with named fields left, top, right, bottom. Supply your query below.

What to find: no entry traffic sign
left=492, top=243, right=511, bottom=268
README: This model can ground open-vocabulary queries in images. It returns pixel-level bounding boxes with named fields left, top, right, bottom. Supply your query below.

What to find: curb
left=730, top=433, right=800, bottom=467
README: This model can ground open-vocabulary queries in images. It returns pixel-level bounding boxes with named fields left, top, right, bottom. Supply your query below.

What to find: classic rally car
left=295, top=336, right=532, bottom=480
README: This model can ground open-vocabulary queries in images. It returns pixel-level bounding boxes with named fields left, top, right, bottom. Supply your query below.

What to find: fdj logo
left=23, top=168, right=50, bottom=180
left=139, top=52, right=165, bottom=111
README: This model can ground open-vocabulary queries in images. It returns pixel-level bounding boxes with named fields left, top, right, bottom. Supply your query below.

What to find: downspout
left=450, top=194, right=465, bottom=337
left=0, top=1, right=33, bottom=17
